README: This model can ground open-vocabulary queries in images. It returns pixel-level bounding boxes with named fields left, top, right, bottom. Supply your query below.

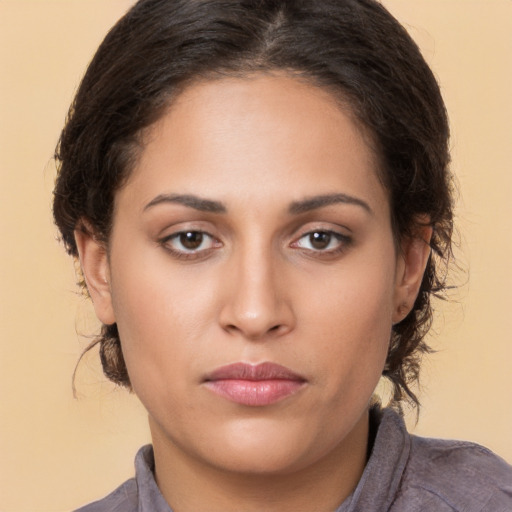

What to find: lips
left=203, top=362, right=306, bottom=406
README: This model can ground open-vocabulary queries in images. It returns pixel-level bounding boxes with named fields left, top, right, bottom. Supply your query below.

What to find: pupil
left=180, top=232, right=203, bottom=250
left=310, top=232, right=331, bottom=250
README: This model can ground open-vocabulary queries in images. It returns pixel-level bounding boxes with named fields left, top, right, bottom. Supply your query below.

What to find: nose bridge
left=220, top=235, right=293, bottom=339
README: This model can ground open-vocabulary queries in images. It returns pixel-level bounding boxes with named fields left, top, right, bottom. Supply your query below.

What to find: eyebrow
left=288, top=193, right=372, bottom=215
left=143, top=192, right=371, bottom=216
left=143, top=193, right=227, bottom=213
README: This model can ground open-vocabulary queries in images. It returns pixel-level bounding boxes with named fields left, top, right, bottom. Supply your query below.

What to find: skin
left=76, top=74, right=431, bottom=512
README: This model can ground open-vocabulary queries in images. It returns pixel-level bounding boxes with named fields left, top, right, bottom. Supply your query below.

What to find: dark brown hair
left=54, top=0, right=453, bottom=408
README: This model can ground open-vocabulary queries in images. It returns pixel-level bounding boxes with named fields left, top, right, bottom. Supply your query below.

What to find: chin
left=194, top=416, right=337, bottom=475
left=209, top=443, right=309, bottom=475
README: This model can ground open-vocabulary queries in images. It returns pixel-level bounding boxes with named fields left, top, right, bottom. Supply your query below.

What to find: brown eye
left=162, top=230, right=217, bottom=256
left=309, top=232, right=332, bottom=250
left=180, top=231, right=204, bottom=250
left=293, top=230, right=350, bottom=254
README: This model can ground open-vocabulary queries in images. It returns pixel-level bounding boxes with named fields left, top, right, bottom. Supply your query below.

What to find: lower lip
left=204, top=379, right=305, bottom=406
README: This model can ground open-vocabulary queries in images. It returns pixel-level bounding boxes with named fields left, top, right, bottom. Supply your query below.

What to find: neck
left=150, top=410, right=369, bottom=512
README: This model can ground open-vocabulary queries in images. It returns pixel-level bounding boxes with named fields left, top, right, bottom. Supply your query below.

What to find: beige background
left=0, top=1, right=511, bottom=511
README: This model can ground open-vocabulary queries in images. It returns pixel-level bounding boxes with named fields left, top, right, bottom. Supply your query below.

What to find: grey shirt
left=75, top=407, right=512, bottom=512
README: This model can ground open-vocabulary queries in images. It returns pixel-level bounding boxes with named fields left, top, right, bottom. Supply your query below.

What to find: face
left=79, top=74, right=428, bottom=476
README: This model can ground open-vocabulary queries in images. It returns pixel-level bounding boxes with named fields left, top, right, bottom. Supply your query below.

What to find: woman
left=53, top=0, right=512, bottom=510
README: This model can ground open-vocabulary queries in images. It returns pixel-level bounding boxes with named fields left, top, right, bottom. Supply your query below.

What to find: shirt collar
left=135, top=445, right=174, bottom=512
left=335, top=407, right=411, bottom=512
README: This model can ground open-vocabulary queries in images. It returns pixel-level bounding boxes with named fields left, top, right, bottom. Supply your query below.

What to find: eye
left=293, top=230, right=350, bottom=253
left=161, top=230, right=218, bottom=256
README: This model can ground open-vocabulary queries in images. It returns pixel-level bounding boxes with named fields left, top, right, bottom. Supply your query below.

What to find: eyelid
left=159, top=229, right=222, bottom=260
left=290, top=227, right=352, bottom=254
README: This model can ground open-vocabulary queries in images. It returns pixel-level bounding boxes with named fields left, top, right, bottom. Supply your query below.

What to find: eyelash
left=159, top=229, right=352, bottom=260
left=159, top=231, right=220, bottom=260
left=291, top=230, right=352, bottom=256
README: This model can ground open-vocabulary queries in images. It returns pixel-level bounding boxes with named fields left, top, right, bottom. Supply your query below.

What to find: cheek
left=298, top=248, right=396, bottom=396
left=107, top=244, right=220, bottom=394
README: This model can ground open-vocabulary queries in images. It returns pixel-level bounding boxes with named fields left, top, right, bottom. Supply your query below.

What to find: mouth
left=203, top=362, right=307, bottom=407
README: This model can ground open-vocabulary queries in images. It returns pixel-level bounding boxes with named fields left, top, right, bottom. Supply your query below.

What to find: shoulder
left=73, top=445, right=172, bottom=512
left=73, top=477, right=138, bottom=512
left=395, top=435, right=512, bottom=512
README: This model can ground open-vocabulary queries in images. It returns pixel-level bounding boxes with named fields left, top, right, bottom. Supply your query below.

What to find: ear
left=392, top=220, right=433, bottom=324
left=74, top=222, right=116, bottom=325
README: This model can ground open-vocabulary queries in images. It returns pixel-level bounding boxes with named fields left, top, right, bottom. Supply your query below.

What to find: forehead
left=119, top=73, right=388, bottom=217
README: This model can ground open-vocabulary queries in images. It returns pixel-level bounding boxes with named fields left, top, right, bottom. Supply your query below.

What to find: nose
left=218, top=245, right=295, bottom=341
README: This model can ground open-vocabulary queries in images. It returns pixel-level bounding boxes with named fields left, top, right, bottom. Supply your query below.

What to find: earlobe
left=74, top=223, right=116, bottom=325
left=392, top=222, right=433, bottom=324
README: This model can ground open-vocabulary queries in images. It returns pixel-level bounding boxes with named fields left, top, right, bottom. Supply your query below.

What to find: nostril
left=223, top=322, right=286, bottom=338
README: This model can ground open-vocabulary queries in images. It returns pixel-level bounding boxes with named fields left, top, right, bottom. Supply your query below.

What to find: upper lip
left=204, top=362, right=306, bottom=382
